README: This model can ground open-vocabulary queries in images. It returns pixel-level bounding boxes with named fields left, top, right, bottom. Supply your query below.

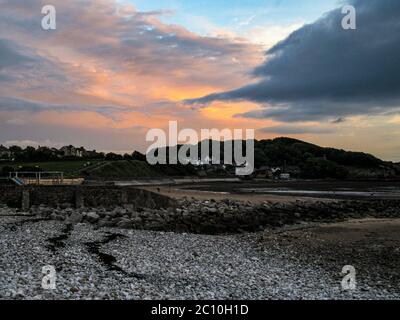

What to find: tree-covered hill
left=252, top=137, right=394, bottom=179
left=150, top=137, right=399, bottom=179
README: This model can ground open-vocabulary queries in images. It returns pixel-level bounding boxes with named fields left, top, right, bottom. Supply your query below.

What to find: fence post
left=75, top=189, right=84, bottom=208
left=121, top=189, right=128, bottom=205
left=21, top=189, right=30, bottom=211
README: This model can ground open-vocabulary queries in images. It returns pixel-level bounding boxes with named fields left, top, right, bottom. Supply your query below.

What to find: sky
left=0, top=0, right=399, bottom=160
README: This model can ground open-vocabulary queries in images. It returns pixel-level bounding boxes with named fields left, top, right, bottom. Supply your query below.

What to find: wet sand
left=144, top=179, right=400, bottom=203
left=143, top=185, right=331, bottom=204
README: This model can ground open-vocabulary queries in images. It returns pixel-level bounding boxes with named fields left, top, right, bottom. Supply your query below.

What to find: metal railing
left=9, top=171, right=64, bottom=185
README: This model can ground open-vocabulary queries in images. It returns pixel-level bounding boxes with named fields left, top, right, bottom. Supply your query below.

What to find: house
left=37, top=146, right=57, bottom=156
left=60, top=145, right=85, bottom=157
left=286, top=165, right=301, bottom=176
left=0, top=145, right=11, bottom=159
left=76, top=147, right=87, bottom=158
left=280, top=173, right=291, bottom=180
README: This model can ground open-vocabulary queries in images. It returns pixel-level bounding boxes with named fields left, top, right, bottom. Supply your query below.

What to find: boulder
left=66, top=212, right=83, bottom=224
left=98, top=220, right=116, bottom=228
left=116, top=218, right=133, bottom=229
left=86, top=212, right=100, bottom=223
left=294, top=212, right=302, bottom=218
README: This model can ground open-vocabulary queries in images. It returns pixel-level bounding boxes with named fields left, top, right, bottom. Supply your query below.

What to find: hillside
left=1, top=138, right=398, bottom=180
left=150, top=137, right=399, bottom=179
left=252, top=137, right=397, bottom=179
left=79, top=160, right=161, bottom=179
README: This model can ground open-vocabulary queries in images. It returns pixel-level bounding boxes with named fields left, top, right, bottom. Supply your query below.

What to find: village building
left=60, top=145, right=86, bottom=158
left=0, top=145, right=12, bottom=159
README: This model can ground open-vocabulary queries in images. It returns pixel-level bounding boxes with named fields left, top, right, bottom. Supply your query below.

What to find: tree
left=132, top=151, right=147, bottom=162
left=105, top=152, right=123, bottom=161
left=301, top=158, right=349, bottom=179
left=1, top=166, right=14, bottom=177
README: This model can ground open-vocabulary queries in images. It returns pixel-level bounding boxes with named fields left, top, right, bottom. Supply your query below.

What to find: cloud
left=187, top=0, right=400, bottom=122
left=0, top=38, right=62, bottom=82
left=0, top=96, right=129, bottom=120
left=331, top=117, right=346, bottom=124
left=3, top=139, right=64, bottom=149
left=0, top=39, right=34, bottom=68
left=0, top=0, right=261, bottom=117
left=259, top=124, right=335, bottom=135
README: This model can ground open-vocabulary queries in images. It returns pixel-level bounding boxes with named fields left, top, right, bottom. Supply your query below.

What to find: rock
left=86, top=212, right=100, bottom=223
left=108, top=209, right=118, bottom=217
left=50, top=213, right=64, bottom=221
left=131, top=217, right=143, bottom=224
left=208, top=208, right=218, bottom=213
left=167, top=207, right=175, bottom=214
left=98, top=220, right=116, bottom=228
left=116, top=218, right=133, bottom=229
left=60, top=203, right=72, bottom=209
left=66, top=211, right=83, bottom=224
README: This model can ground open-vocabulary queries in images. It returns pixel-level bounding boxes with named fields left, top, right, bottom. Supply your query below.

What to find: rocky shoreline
left=3, top=198, right=400, bottom=234
left=1, top=211, right=400, bottom=299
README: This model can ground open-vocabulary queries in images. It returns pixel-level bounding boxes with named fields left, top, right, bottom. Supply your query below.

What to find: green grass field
left=84, top=160, right=160, bottom=178
left=0, top=160, right=160, bottom=178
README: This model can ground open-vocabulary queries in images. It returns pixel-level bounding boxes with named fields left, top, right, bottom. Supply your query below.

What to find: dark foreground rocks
left=15, top=198, right=400, bottom=234
left=1, top=213, right=400, bottom=299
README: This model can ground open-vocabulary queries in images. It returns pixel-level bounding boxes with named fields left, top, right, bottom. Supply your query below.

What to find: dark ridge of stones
left=46, top=223, right=74, bottom=253
left=85, top=232, right=144, bottom=279
left=1, top=217, right=50, bottom=232
left=15, top=198, right=400, bottom=235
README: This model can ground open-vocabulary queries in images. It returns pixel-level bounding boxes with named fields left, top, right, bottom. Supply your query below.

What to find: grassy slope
left=0, top=160, right=100, bottom=176
left=0, top=160, right=161, bottom=179
left=82, top=160, right=161, bottom=178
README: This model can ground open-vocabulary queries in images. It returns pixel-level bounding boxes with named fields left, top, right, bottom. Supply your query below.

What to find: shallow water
left=238, top=187, right=400, bottom=199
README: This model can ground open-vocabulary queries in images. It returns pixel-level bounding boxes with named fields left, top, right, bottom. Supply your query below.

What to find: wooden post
left=121, top=190, right=128, bottom=205
left=75, top=189, right=84, bottom=208
left=21, top=189, right=30, bottom=211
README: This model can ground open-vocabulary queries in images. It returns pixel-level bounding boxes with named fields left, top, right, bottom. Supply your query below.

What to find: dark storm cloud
left=187, top=0, right=400, bottom=122
left=259, top=124, right=335, bottom=135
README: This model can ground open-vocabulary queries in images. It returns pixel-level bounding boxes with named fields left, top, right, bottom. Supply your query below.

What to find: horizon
left=1, top=1, right=400, bottom=161
left=0, top=136, right=394, bottom=164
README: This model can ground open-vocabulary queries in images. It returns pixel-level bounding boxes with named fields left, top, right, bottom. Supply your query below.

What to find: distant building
left=76, top=147, right=87, bottom=157
left=37, top=146, right=57, bottom=156
left=280, top=173, right=291, bottom=180
left=61, top=145, right=85, bottom=157
left=286, top=165, right=301, bottom=176
left=0, top=145, right=11, bottom=159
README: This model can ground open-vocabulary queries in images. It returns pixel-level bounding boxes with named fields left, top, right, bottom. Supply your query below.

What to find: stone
left=51, top=213, right=64, bottom=221
left=86, top=212, right=100, bottom=223
left=116, top=218, right=133, bottom=229
left=66, top=212, right=83, bottom=224
left=60, top=203, right=72, bottom=209
left=98, top=220, right=116, bottom=228
left=21, top=190, right=30, bottom=211
left=75, top=190, right=84, bottom=208
left=131, top=217, right=143, bottom=224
